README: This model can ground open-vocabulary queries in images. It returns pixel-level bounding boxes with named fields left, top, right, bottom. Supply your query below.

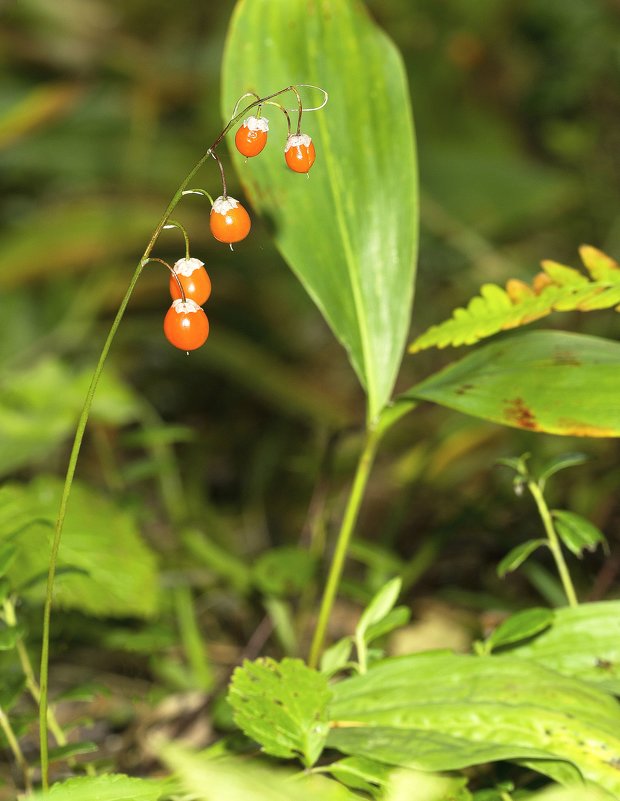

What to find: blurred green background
left=2, top=0, right=620, bottom=628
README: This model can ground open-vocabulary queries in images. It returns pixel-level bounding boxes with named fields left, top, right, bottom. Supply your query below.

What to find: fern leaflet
left=409, top=245, right=620, bottom=353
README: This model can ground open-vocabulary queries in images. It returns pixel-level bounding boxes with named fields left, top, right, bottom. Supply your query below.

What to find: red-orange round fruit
left=210, top=196, right=251, bottom=243
left=169, top=257, right=211, bottom=306
left=164, top=299, right=209, bottom=351
left=284, top=133, right=316, bottom=173
left=235, top=115, right=269, bottom=158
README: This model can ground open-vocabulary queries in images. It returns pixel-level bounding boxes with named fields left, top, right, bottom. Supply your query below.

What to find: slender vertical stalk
left=308, top=425, right=381, bottom=669
left=527, top=480, right=578, bottom=607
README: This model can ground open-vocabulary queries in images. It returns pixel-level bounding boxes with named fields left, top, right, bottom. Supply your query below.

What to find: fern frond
left=409, top=245, right=620, bottom=353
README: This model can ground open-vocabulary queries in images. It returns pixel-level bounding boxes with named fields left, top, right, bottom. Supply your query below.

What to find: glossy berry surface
left=164, top=299, right=209, bottom=351
left=210, top=196, right=251, bottom=243
left=169, top=257, right=211, bottom=305
left=235, top=116, right=269, bottom=158
left=285, top=133, right=316, bottom=173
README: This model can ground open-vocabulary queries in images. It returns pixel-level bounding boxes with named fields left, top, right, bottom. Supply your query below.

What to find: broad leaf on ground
left=328, top=652, right=620, bottom=796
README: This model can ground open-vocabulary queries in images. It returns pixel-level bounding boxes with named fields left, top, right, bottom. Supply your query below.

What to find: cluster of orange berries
left=163, top=113, right=317, bottom=353
left=235, top=114, right=316, bottom=173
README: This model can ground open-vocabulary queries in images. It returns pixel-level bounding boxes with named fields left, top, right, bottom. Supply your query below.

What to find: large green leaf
left=222, top=0, right=418, bottom=422
left=505, top=601, right=620, bottom=695
left=328, top=652, right=620, bottom=796
left=0, top=476, right=158, bottom=617
left=405, top=331, right=620, bottom=437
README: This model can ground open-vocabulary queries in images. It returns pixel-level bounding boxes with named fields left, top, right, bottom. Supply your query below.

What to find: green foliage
left=0, top=476, right=158, bottom=617
left=328, top=652, right=620, bottom=795
left=252, top=546, right=317, bottom=598
left=410, top=246, right=620, bottom=352
left=160, top=742, right=361, bottom=801
left=228, top=657, right=331, bottom=767
left=551, top=510, right=608, bottom=558
left=27, top=774, right=166, bottom=801
left=406, top=331, right=620, bottom=437
left=0, top=358, right=141, bottom=476
left=480, top=607, right=553, bottom=652
left=505, top=601, right=620, bottom=695
left=222, top=0, right=418, bottom=421
left=322, top=756, right=392, bottom=795
left=497, top=539, right=548, bottom=577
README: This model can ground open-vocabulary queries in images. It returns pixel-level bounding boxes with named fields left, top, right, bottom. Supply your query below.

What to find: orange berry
left=169, top=257, right=211, bottom=306
left=284, top=133, right=316, bottom=173
left=164, top=299, right=209, bottom=351
left=235, top=116, right=269, bottom=158
left=210, top=196, right=251, bottom=243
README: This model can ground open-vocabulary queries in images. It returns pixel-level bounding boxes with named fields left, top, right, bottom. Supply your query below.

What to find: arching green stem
left=308, top=424, right=382, bottom=669
left=38, top=147, right=211, bottom=789
left=38, top=83, right=327, bottom=788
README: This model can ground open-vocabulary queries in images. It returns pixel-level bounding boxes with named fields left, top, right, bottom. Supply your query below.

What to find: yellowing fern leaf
left=409, top=246, right=620, bottom=353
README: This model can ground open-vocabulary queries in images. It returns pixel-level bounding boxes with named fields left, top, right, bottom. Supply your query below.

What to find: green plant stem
left=3, top=600, right=67, bottom=750
left=0, top=705, right=31, bottom=793
left=308, top=425, right=381, bottom=669
left=38, top=85, right=312, bottom=788
left=37, top=148, right=212, bottom=789
left=527, top=480, right=579, bottom=608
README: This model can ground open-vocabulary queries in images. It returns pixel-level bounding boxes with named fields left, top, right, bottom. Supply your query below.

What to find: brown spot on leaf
left=504, top=398, right=539, bottom=430
left=456, top=383, right=474, bottom=395
left=553, top=348, right=581, bottom=366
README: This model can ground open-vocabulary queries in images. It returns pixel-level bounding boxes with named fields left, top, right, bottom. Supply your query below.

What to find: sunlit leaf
left=328, top=652, right=620, bottom=795
left=222, top=0, right=418, bottom=421
left=405, top=331, right=620, bottom=437
left=228, top=657, right=331, bottom=767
